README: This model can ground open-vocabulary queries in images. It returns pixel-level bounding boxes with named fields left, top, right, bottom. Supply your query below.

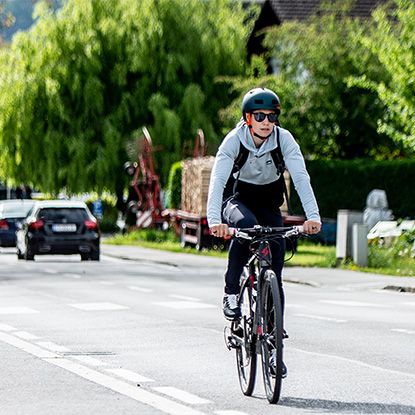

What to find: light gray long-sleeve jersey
left=207, top=122, right=321, bottom=227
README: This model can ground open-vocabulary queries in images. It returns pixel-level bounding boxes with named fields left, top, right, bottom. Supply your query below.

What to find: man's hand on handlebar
left=210, top=223, right=230, bottom=239
left=303, top=220, right=321, bottom=235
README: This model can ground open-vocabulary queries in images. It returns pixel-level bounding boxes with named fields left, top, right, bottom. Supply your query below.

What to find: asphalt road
left=0, top=247, right=414, bottom=415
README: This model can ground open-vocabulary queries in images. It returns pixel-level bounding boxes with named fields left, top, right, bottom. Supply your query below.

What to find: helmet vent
left=254, top=99, right=264, bottom=104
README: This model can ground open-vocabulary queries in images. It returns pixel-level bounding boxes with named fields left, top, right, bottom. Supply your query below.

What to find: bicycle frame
left=225, top=225, right=304, bottom=403
left=243, top=238, right=274, bottom=353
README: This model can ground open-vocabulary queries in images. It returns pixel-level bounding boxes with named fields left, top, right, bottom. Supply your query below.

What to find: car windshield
left=38, top=208, right=89, bottom=222
left=0, top=201, right=35, bottom=218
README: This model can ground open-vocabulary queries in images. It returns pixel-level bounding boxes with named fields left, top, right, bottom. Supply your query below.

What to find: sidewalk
left=101, top=243, right=415, bottom=293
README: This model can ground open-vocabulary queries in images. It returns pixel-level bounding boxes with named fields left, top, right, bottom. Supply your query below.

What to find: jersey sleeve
left=279, top=129, right=321, bottom=222
left=207, top=134, right=240, bottom=227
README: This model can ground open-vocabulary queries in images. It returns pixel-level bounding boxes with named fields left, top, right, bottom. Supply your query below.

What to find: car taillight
left=84, top=220, right=98, bottom=230
left=29, top=219, right=44, bottom=231
left=0, top=219, right=9, bottom=230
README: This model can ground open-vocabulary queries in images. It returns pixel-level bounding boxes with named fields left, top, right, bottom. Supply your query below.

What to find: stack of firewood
left=181, top=157, right=215, bottom=216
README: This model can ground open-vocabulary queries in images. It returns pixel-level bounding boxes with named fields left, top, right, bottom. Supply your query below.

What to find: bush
left=165, top=161, right=182, bottom=209
left=391, top=230, right=415, bottom=259
left=366, top=230, right=415, bottom=276
left=290, top=159, right=415, bottom=219
left=86, top=195, right=119, bottom=232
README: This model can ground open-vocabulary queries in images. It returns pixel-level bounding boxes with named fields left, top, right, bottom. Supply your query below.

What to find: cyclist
left=207, top=87, right=321, bottom=322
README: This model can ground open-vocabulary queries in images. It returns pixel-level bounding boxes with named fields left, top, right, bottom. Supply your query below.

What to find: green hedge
left=86, top=196, right=119, bottom=233
left=290, top=159, right=415, bottom=219
left=165, top=161, right=182, bottom=209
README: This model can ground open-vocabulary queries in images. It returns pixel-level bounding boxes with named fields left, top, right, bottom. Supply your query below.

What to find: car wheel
left=25, top=248, right=35, bottom=261
left=90, top=251, right=100, bottom=261
left=17, top=249, right=24, bottom=260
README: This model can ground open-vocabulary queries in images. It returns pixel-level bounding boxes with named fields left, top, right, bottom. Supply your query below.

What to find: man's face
left=250, top=110, right=278, bottom=138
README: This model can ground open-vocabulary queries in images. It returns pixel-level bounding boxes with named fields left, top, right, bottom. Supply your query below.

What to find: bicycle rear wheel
left=235, top=270, right=257, bottom=396
left=260, top=270, right=284, bottom=404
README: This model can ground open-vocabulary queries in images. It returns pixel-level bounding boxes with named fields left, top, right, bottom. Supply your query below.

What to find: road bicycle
left=224, top=225, right=304, bottom=404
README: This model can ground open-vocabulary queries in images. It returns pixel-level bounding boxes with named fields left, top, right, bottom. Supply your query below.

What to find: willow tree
left=0, top=0, right=249, bottom=193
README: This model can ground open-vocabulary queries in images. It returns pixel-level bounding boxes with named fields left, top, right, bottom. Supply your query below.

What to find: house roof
left=268, top=0, right=389, bottom=22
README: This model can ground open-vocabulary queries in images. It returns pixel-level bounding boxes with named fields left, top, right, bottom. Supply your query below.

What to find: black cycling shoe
left=223, top=294, right=241, bottom=321
left=283, top=329, right=289, bottom=339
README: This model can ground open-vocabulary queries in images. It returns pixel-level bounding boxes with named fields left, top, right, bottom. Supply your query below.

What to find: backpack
left=224, top=128, right=293, bottom=215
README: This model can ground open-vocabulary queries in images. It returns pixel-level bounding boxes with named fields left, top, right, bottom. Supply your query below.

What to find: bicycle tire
left=235, top=269, right=257, bottom=396
left=260, top=270, right=284, bottom=404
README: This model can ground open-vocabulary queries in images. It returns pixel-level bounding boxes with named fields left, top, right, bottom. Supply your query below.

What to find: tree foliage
left=262, top=1, right=399, bottom=159
left=0, top=0, right=249, bottom=192
left=222, top=0, right=413, bottom=160
left=351, top=0, right=415, bottom=152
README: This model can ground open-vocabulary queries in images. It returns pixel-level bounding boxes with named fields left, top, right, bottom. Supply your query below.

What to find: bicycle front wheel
left=235, top=270, right=257, bottom=396
left=260, top=270, right=284, bottom=404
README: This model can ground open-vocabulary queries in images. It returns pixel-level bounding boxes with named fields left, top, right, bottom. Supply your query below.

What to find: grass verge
left=104, top=230, right=414, bottom=277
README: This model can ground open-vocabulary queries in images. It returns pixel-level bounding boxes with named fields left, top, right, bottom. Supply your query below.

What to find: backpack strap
left=229, top=143, right=249, bottom=196
left=271, top=128, right=293, bottom=215
left=233, top=143, right=249, bottom=173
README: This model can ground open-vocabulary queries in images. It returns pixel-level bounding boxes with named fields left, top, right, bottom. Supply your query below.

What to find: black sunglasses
left=252, top=112, right=278, bottom=123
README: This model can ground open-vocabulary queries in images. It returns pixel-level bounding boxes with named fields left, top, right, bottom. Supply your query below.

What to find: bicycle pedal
left=223, top=326, right=235, bottom=350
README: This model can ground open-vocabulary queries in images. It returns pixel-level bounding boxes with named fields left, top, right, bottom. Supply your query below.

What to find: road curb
left=383, top=285, right=415, bottom=294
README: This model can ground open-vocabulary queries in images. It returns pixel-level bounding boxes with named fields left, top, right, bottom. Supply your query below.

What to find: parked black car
left=16, top=200, right=100, bottom=261
left=0, top=199, right=35, bottom=247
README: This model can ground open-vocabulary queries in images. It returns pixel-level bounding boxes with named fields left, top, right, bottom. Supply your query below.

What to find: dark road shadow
left=279, top=397, right=415, bottom=414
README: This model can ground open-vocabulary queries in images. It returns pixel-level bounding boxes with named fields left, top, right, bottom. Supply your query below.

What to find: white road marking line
left=0, top=323, right=17, bottom=331
left=319, top=300, right=390, bottom=308
left=46, top=359, right=207, bottom=415
left=153, top=387, right=211, bottom=404
left=0, top=333, right=207, bottom=414
left=153, top=301, right=216, bottom=310
left=14, top=331, right=40, bottom=340
left=214, top=411, right=250, bottom=415
left=404, top=302, right=415, bottom=307
left=36, top=341, right=70, bottom=352
left=0, top=307, right=40, bottom=314
left=295, top=313, right=347, bottom=323
left=391, top=328, right=415, bottom=335
left=291, top=347, right=415, bottom=379
left=128, top=286, right=153, bottom=293
left=0, top=332, right=59, bottom=358
left=69, top=302, right=129, bottom=311
left=169, top=294, right=201, bottom=302
left=44, top=268, right=58, bottom=274
left=99, top=281, right=115, bottom=285
left=72, top=356, right=108, bottom=366
left=106, top=368, right=154, bottom=383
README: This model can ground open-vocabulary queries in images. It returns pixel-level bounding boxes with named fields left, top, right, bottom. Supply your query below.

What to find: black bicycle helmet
left=241, top=87, right=281, bottom=120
